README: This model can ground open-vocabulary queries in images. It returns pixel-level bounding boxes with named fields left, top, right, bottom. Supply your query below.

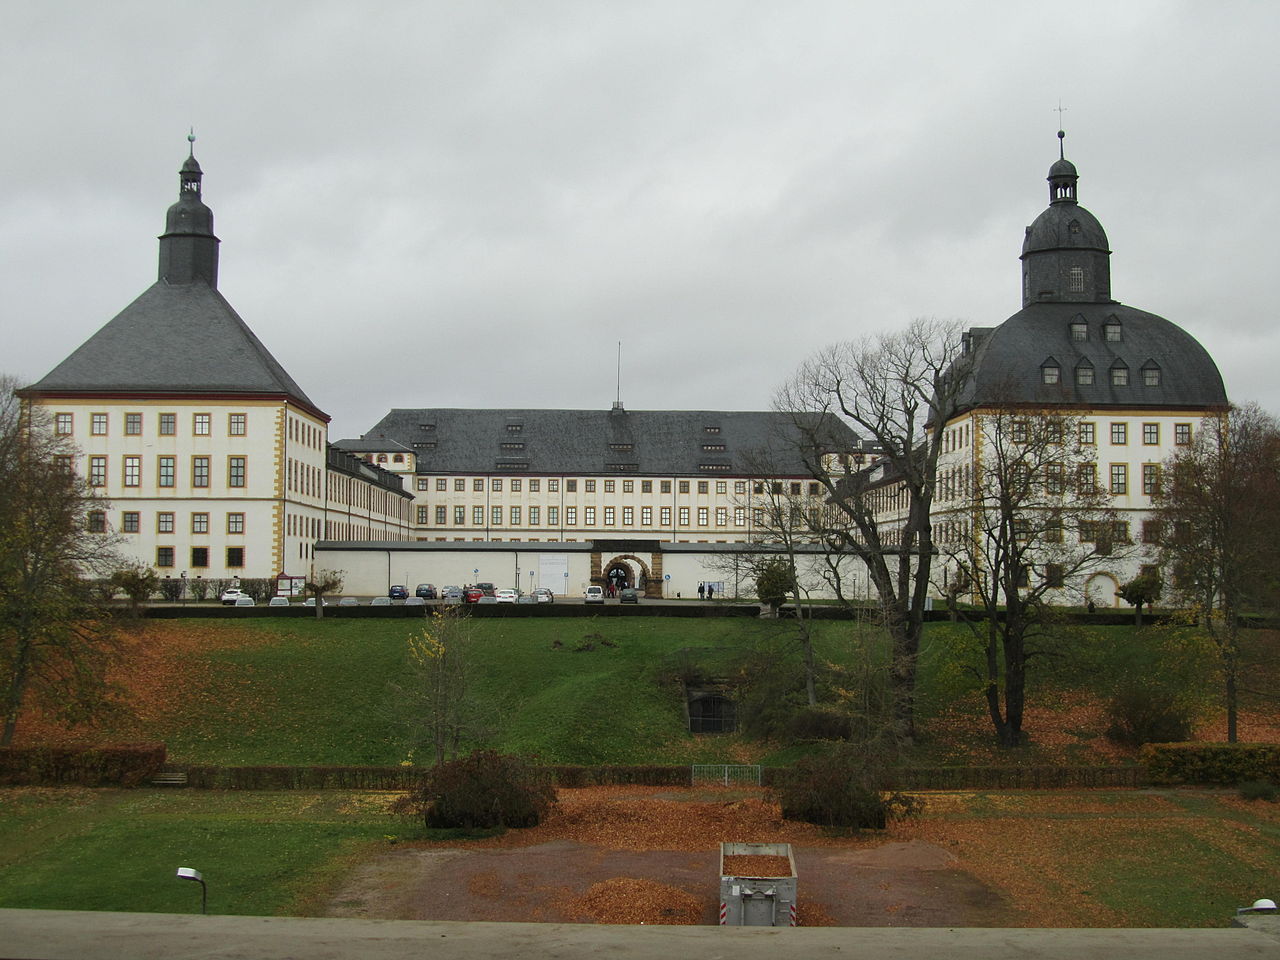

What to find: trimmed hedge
left=548, top=764, right=691, bottom=787
left=1139, top=742, right=1280, bottom=785
left=0, top=743, right=166, bottom=786
left=183, top=765, right=424, bottom=790
left=886, top=765, right=1144, bottom=790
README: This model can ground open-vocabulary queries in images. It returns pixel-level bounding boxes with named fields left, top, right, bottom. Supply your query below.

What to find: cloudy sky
left=4, top=1, right=1277, bottom=440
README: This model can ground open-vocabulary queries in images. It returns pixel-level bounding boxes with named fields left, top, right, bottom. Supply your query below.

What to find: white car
left=233, top=596, right=255, bottom=607
left=220, top=588, right=246, bottom=605
left=268, top=596, right=290, bottom=607
left=370, top=596, right=392, bottom=606
left=584, top=585, right=605, bottom=604
left=494, top=589, right=518, bottom=603
left=303, top=597, right=328, bottom=607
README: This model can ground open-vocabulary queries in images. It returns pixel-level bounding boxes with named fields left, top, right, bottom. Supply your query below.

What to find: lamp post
left=176, top=866, right=206, bottom=914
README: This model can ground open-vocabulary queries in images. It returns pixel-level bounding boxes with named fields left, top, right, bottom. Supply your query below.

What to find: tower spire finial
left=1054, top=100, right=1067, bottom=158
left=187, top=127, right=196, bottom=158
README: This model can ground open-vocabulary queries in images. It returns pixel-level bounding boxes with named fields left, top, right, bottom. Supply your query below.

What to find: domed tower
left=157, top=140, right=220, bottom=286
left=1020, top=131, right=1111, bottom=307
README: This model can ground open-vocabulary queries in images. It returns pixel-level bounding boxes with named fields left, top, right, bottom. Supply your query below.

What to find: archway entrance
left=1084, top=572, right=1120, bottom=609
left=601, top=554, right=655, bottom=597
left=605, top=562, right=632, bottom=591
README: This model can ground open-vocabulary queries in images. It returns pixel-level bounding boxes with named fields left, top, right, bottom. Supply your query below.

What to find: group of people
left=697, top=582, right=716, bottom=601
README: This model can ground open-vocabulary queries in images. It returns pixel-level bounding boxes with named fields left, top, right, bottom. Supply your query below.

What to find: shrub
left=1141, top=742, right=1280, bottom=785
left=0, top=743, right=166, bottom=786
left=393, top=750, right=556, bottom=829
left=773, top=746, right=921, bottom=829
left=755, top=560, right=793, bottom=612
left=1238, top=779, right=1279, bottom=802
left=1105, top=680, right=1197, bottom=746
left=785, top=706, right=853, bottom=742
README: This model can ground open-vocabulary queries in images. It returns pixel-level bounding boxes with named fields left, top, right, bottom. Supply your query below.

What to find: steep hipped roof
left=341, top=408, right=861, bottom=476
left=21, top=150, right=325, bottom=420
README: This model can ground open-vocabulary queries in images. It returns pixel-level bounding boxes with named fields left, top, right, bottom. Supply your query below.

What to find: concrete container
left=718, top=841, right=797, bottom=927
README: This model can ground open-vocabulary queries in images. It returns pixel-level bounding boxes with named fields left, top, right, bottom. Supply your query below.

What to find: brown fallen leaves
left=565, top=878, right=704, bottom=925
left=721, top=854, right=792, bottom=877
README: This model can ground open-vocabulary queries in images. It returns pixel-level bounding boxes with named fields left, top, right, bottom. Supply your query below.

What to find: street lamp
left=176, top=866, right=206, bottom=914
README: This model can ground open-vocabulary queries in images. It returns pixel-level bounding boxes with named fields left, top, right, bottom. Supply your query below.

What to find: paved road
left=1, top=910, right=1277, bottom=960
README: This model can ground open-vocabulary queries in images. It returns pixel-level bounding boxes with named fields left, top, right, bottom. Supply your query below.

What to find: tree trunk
left=2, top=642, right=32, bottom=747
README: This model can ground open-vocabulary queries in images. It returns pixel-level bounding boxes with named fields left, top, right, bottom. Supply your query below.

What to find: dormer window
left=1041, top=359, right=1060, bottom=385
left=1076, top=360, right=1095, bottom=386
left=1111, top=362, right=1130, bottom=386
left=376, top=454, right=388, bottom=463
left=392, top=453, right=404, bottom=463
left=1070, top=321, right=1088, bottom=341
left=1142, top=361, right=1161, bottom=387
left=506, top=423, right=523, bottom=433
left=1104, top=320, right=1122, bottom=342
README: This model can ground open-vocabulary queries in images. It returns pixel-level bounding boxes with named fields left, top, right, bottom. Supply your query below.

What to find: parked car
left=338, top=597, right=359, bottom=607
left=442, top=586, right=463, bottom=604
left=415, top=583, right=437, bottom=599
left=516, top=594, right=537, bottom=604
left=370, top=596, right=392, bottom=606
left=268, top=596, right=290, bottom=607
left=477, top=596, right=498, bottom=604
left=404, top=596, right=426, bottom=606
left=532, top=587, right=554, bottom=603
left=584, top=585, right=605, bottom=604
left=619, top=587, right=639, bottom=604
left=388, top=585, right=409, bottom=600
left=494, top=588, right=518, bottom=604
left=303, top=597, right=328, bottom=607
left=220, top=588, right=246, bottom=605
left=233, top=596, right=255, bottom=607
left=475, top=582, right=495, bottom=596
left=463, top=587, right=484, bottom=603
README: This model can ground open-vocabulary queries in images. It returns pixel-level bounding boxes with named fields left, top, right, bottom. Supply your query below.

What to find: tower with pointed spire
left=157, top=146, right=220, bottom=287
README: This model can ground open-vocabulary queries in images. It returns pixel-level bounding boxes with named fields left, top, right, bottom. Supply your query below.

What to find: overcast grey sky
left=3, top=1, right=1277, bottom=440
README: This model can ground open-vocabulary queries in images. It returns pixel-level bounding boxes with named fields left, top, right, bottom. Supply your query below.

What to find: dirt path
left=326, top=788, right=1014, bottom=926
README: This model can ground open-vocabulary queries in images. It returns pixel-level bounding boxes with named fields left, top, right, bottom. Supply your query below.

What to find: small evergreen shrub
left=393, top=750, right=556, bottom=829
left=1105, top=681, right=1196, bottom=746
left=774, top=747, right=921, bottom=829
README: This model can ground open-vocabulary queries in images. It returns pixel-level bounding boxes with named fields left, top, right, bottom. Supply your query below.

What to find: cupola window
left=1075, top=360, right=1095, bottom=386
left=1110, top=362, right=1130, bottom=387
left=1141, top=361, right=1162, bottom=387
left=1041, top=359, right=1060, bottom=385
left=1068, top=267, right=1085, bottom=292
left=1070, top=320, right=1088, bottom=341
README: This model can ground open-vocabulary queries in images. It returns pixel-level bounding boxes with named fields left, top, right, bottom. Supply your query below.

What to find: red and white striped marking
left=789, top=903, right=797, bottom=926
left=719, top=903, right=728, bottom=925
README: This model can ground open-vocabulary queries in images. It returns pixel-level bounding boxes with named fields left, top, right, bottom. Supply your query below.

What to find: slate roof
left=340, top=408, right=861, bottom=476
left=22, top=279, right=324, bottom=418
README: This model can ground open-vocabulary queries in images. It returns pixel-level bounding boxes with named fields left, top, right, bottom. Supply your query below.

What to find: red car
left=463, top=587, right=484, bottom=603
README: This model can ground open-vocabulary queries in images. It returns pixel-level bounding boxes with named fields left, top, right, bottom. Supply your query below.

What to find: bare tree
left=306, top=568, right=345, bottom=619
left=0, top=377, right=121, bottom=745
left=1152, top=403, right=1280, bottom=742
left=939, top=407, right=1127, bottom=746
left=775, top=318, right=968, bottom=742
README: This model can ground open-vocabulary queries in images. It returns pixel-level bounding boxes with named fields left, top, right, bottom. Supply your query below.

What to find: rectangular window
left=87, top=510, right=107, bottom=533
left=227, top=513, right=244, bottom=534
left=716, top=507, right=727, bottom=526
left=91, top=413, right=108, bottom=436
left=125, top=413, right=142, bottom=435
left=192, top=456, right=209, bottom=488
left=435, top=478, right=447, bottom=491
left=735, top=481, right=747, bottom=494
left=640, top=480, right=651, bottom=493
left=122, top=511, right=140, bottom=533
left=1042, top=365, right=1060, bottom=384
left=158, top=456, right=175, bottom=488
left=454, top=478, right=465, bottom=491
left=1076, top=365, right=1095, bottom=386
left=511, top=479, right=521, bottom=492
left=1045, top=462, right=1064, bottom=495
left=1142, top=519, right=1163, bottom=544
left=584, top=507, right=596, bottom=525
left=640, top=506, right=651, bottom=525
left=565, top=506, right=576, bottom=525
left=492, top=479, right=502, bottom=492
left=529, top=506, right=539, bottom=525
left=193, top=413, right=210, bottom=436
left=1070, top=322, right=1087, bottom=341
left=1143, top=463, right=1162, bottom=495
left=492, top=506, right=502, bottom=525
left=529, top=479, right=540, bottom=492
left=622, top=480, right=633, bottom=493
left=473, top=506, right=484, bottom=525
left=123, top=456, right=141, bottom=487
left=1046, top=563, right=1065, bottom=588
left=716, top=481, right=727, bottom=495
left=435, top=505, right=447, bottom=524
left=417, top=506, right=430, bottom=524
left=697, top=481, right=708, bottom=494
left=679, top=481, right=690, bottom=494
left=158, top=512, right=174, bottom=534
left=585, top=480, right=596, bottom=493
left=1110, top=463, right=1128, bottom=495
left=228, top=413, right=246, bottom=436
left=1012, top=420, right=1029, bottom=442
left=547, top=479, right=559, bottom=492
left=1175, top=423, right=1192, bottom=445
left=603, top=480, right=614, bottom=493
left=1078, top=462, right=1096, bottom=493
left=55, top=413, right=73, bottom=435
left=192, top=512, right=209, bottom=534
left=156, top=546, right=174, bottom=567
left=454, top=506, right=465, bottom=524
left=510, top=506, right=520, bottom=525
left=1110, top=423, right=1127, bottom=445
left=226, top=547, right=244, bottom=568
left=566, top=479, right=577, bottom=493
left=679, top=506, right=690, bottom=526
left=1144, top=367, right=1161, bottom=386
left=661, top=480, right=672, bottom=494
left=1111, top=366, right=1129, bottom=386
left=416, top=478, right=429, bottom=491
left=89, top=456, right=107, bottom=487
left=604, top=506, right=616, bottom=525
left=228, top=456, right=246, bottom=488
left=1079, top=422, right=1095, bottom=445
left=1105, top=324, right=1122, bottom=342
left=159, top=413, right=176, bottom=436
left=660, top=506, right=671, bottom=526
left=548, top=506, right=559, bottom=525
left=473, top=479, right=484, bottom=492
left=190, top=547, right=209, bottom=568
left=735, top=507, right=745, bottom=526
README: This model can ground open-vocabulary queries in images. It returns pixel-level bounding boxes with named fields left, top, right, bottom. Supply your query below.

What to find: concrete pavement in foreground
left=2, top=910, right=1279, bottom=960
